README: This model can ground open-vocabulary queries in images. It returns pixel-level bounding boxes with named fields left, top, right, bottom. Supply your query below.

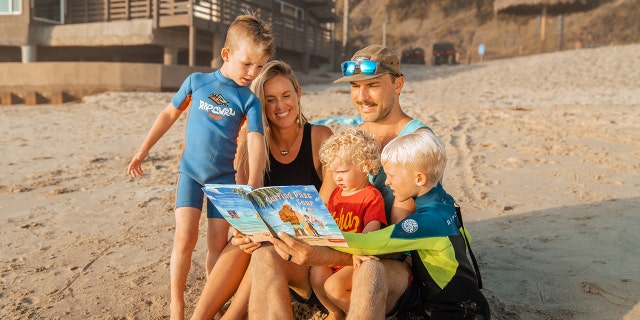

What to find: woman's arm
left=311, top=124, right=336, bottom=203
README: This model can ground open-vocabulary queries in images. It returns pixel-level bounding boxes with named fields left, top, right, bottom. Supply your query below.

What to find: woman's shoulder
left=309, top=123, right=333, bottom=141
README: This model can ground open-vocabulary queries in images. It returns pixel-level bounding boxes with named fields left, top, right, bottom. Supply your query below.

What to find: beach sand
left=1, top=44, right=639, bottom=319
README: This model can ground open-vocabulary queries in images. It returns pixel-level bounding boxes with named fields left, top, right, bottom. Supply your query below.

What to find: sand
left=1, top=43, right=639, bottom=319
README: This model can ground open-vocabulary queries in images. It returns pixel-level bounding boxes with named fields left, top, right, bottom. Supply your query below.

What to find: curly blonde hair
left=319, top=127, right=381, bottom=175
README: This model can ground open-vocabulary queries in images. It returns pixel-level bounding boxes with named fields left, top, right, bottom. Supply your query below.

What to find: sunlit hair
left=236, top=60, right=307, bottom=180
left=381, top=129, right=446, bottom=187
left=319, top=127, right=381, bottom=175
left=225, top=14, right=275, bottom=58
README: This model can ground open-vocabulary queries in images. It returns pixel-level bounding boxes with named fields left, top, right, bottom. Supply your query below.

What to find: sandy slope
left=1, top=44, right=639, bottom=319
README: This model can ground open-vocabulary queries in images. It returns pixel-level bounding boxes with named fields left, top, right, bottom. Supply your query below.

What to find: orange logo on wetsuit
left=210, top=93, right=228, bottom=106
left=199, top=93, right=235, bottom=120
left=332, top=208, right=361, bottom=232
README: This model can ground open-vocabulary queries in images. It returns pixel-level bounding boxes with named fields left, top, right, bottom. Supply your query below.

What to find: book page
left=203, top=184, right=273, bottom=242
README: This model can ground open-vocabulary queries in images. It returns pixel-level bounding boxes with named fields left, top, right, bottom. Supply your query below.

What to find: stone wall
left=0, top=62, right=213, bottom=105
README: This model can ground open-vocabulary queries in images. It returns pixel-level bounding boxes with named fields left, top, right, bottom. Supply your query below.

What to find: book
left=202, top=184, right=348, bottom=247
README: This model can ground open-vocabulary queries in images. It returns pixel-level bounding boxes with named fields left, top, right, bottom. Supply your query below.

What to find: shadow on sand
left=469, top=197, right=640, bottom=320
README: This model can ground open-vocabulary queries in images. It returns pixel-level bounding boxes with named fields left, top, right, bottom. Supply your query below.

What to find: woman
left=190, top=60, right=335, bottom=320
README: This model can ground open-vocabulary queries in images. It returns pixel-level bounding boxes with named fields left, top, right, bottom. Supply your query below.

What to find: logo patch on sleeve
left=401, top=219, right=419, bottom=233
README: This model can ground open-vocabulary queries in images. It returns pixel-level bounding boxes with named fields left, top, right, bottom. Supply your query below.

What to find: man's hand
left=268, top=231, right=313, bottom=265
left=269, top=231, right=353, bottom=266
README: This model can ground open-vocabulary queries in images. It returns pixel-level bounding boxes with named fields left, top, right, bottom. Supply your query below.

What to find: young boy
left=126, top=14, right=274, bottom=319
left=336, top=129, right=491, bottom=319
left=311, top=128, right=387, bottom=320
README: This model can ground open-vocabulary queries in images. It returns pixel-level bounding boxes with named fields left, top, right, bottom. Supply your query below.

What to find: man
left=233, top=45, right=432, bottom=319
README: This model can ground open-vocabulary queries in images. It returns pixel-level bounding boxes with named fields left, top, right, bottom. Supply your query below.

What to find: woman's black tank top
left=264, top=123, right=322, bottom=190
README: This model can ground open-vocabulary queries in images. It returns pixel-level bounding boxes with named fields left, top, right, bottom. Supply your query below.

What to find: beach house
left=0, top=0, right=337, bottom=104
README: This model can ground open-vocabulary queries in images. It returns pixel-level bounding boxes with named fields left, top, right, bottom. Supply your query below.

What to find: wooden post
left=342, top=0, right=349, bottom=61
left=540, top=4, right=547, bottom=42
left=211, top=32, right=224, bottom=69
left=557, top=14, right=564, bottom=51
left=189, top=25, right=196, bottom=67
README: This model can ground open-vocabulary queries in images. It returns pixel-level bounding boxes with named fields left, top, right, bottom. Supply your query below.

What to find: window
left=32, top=0, right=64, bottom=24
left=279, top=1, right=303, bottom=19
left=276, top=1, right=304, bottom=31
left=0, top=0, right=21, bottom=14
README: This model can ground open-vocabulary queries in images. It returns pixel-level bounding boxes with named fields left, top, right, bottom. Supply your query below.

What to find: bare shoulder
left=310, top=124, right=333, bottom=142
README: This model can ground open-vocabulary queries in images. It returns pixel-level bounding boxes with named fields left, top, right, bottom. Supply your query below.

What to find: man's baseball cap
left=334, top=45, right=403, bottom=83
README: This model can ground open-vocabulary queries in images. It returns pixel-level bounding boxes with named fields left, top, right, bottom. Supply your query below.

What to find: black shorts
left=290, top=288, right=328, bottom=314
left=387, top=284, right=491, bottom=320
left=386, top=281, right=423, bottom=319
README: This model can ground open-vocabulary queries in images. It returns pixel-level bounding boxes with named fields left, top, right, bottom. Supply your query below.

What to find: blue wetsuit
left=172, top=70, right=263, bottom=185
left=172, top=70, right=263, bottom=217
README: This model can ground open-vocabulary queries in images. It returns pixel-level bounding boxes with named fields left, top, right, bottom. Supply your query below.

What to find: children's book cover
left=203, top=184, right=348, bottom=247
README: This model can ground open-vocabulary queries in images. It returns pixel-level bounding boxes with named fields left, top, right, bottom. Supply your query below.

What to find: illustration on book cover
left=203, top=184, right=348, bottom=247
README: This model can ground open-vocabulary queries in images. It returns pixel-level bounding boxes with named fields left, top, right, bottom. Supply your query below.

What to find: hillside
left=335, top=0, right=640, bottom=62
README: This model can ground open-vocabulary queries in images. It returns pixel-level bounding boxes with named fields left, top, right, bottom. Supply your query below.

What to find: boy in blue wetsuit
left=337, top=129, right=491, bottom=319
left=127, top=14, right=274, bottom=319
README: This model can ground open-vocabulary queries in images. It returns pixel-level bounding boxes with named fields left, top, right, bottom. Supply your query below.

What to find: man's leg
left=170, top=206, right=201, bottom=320
left=347, top=259, right=410, bottom=320
left=249, top=245, right=311, bottom=319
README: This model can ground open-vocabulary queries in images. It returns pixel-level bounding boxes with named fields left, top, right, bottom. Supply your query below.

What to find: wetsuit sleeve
left=172, top=74, right=194, bottom=111
left=333, top=204, right=466, bottom=256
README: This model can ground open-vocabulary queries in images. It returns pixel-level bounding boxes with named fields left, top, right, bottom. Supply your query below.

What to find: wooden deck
left=34, top=0, right=335, bottom=60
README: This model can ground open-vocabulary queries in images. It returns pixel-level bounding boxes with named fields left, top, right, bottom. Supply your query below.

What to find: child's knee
left=324, top=276, right=346, bottom=298
left=309, top=268, right=325, bottom=288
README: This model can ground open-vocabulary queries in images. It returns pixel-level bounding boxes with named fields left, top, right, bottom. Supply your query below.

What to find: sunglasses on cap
left=341, top=60, right=402, bottom=77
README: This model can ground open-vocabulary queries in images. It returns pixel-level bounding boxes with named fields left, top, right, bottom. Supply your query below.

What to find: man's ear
left=394, top=74, right=405, bottom=94
left=221, top=47, right=230, bottom=62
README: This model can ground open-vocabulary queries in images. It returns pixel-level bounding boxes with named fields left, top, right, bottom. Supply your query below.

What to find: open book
left=203, top=184, right=348, bottom=247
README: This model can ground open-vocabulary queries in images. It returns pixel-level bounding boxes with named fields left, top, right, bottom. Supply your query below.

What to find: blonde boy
left=127, top=14, right=274, bottom=319
left=337, top=129, right=491, bottom=319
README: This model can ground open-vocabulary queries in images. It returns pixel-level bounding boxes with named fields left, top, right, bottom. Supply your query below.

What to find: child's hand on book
left=352, top=255, right=379, bottom=268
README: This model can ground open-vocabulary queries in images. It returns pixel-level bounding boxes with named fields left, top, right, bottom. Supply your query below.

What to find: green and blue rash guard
left=335, top=183, right=480, bottom=301
left=171, top=70, right=264, bottom=185
left=369, top=119, right=431, bottom=220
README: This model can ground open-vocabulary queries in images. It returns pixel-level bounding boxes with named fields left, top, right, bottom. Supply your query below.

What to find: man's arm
left=270, top=232, right=353, bottom=266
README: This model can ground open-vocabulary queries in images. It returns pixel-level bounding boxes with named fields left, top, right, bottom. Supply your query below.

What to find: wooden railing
left=34, top=0, right=334, bottom=58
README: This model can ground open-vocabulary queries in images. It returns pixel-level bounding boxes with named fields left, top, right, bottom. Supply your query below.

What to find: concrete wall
left=0, top=62, right=213, bottom=104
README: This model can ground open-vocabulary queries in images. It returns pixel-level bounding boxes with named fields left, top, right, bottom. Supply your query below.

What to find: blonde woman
left=190, top=60, right=336, bottom=320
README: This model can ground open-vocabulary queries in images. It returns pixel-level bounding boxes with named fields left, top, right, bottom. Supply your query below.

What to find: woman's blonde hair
left=236, top=60, right=308, bottom=182
left=319, top=127, right=381, bottom=175
left=381, top=129, right=446, bottom=187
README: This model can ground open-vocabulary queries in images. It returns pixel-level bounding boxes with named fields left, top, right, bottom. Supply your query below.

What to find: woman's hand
left=230, top=227, right=262, bottom=254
